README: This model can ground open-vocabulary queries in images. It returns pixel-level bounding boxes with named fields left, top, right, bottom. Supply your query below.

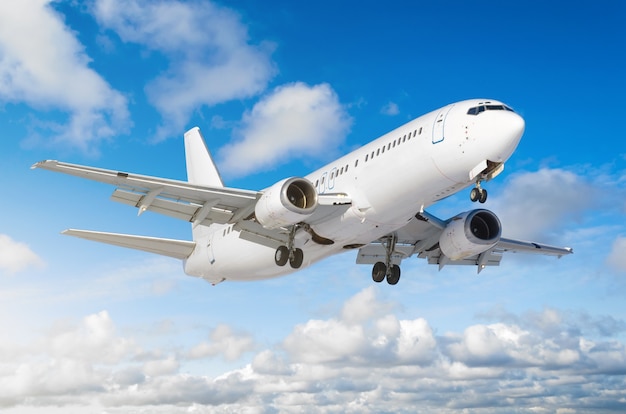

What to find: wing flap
left=111, top=189, right=233, bottom=225
left=357, top=244, right=416, bottom=265
left=63, top=229, right=196, bottom=260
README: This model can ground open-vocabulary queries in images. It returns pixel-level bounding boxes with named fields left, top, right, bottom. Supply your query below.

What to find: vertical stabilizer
left=184, top=127, right=224, bottom=242
left=184, top=127, right=224, bottom=188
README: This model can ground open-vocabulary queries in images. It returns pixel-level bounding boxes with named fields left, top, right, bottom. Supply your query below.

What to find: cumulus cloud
left=92, top=0, right=276, bottom=140
left=0, top=234, right=44, bottom=274
left=490, top=168, right=594, bottom=240
left=2, top=290, right=626, bottom=412
left=0, top=0, right=130, bottom=152
left=218, top=82, right=352, bottom=177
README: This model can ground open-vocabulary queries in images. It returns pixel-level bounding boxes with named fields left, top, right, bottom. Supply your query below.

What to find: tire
left=479, top=189, right=488, bottom=204
left=386, top=265, right=401, bottom=285
left=275, top=246, right=289, bottom=266
left=372, top=262, right=386, bottom=283
left=470, top=187, right=480, bottom=202
left=289, top=248, right=304, bottom=269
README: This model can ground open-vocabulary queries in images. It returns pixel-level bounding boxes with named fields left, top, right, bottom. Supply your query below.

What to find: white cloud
left=0, top=0, right=130, bottom=152
left=2, top=290, right=626, bottom=412
left=218, top=82, right=352, bottom=177
left=0, top=234, right=44, bottom=274
left=607, top=236, right=626, bottom=271
left=92, top=0, right=276, bottom=140
left=380, top=101, right=399, bottom=116
left=188, top=324, right=255, bottom=361
left=490, top=168, right=594, bottom=240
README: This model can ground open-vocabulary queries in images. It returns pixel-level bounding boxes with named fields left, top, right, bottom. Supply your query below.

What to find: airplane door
left=432, top=105, right=454, bottom=144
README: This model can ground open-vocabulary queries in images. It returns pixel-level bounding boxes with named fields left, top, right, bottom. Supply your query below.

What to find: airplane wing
left=32, top=160, right=260, bottom=226
left=32, top=160, right=351, bottom=247
left=357, top=210, right=573, bottom=273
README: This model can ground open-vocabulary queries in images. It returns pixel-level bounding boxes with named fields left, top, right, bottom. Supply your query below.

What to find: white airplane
left=33, top=99, right=572, bottom=285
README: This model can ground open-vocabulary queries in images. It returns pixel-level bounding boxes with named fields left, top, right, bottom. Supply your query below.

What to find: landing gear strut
left=371, top=234, right=401, bottom=285
left=274, top=225, right=304, bottom=269
left=470, top=181, right=488, bottom=203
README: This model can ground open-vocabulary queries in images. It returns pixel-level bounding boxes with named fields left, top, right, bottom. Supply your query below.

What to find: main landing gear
left=371, top=234, right=401, bottom=285
left=274, top=225, right=304, bottom=269
left=470, top=181, right=488, bottom=203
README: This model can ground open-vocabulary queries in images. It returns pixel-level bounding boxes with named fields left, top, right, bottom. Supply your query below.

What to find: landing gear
left=274, top=225, right=304, bottom=269
left=371, top=234, right=402, bottom=285
left=470, top=182, right=488, bottom=203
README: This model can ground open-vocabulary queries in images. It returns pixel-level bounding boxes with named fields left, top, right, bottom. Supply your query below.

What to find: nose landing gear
left=470, top=181, right=488, bottom=203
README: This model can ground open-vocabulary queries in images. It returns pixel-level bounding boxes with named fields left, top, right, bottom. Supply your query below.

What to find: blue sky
left=1, top=0, right=625, bottom=412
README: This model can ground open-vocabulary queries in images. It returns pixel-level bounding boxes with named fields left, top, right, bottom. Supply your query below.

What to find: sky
left=0, top=0, right=625, bottom=412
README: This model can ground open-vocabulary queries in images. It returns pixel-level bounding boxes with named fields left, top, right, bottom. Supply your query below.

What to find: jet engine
left=439, top=209, right=501, bottom=260
left=255, top=177, right=318, bottom=229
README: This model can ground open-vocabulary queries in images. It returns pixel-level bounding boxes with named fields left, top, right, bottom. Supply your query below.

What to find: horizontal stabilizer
left=62, top=229, right=196, bottom=260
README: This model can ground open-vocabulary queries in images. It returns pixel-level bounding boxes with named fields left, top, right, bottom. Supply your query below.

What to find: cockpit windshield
left=467, top=104, right=515, bottom=115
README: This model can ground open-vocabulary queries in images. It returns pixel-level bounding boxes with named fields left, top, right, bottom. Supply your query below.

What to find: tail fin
left=184, top=127, right=224, bottom=187
left=184, top=127, right=224, bottom=240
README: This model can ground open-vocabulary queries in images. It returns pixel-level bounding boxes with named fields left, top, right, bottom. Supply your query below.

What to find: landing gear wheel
left=275, top=246, right=289, bottom=266
left=289, top=248, right=304, bottom=269
left=372, top=262, right=387, bottom=283
left=386, top=265, right=401, bottom=285
left=478, top=188, right=488, bottom=203
left=470, top=187, right=481, bottom=202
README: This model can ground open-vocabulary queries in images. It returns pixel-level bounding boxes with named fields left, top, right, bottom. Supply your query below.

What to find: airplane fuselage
left=184, top=99, right=525, bottom=283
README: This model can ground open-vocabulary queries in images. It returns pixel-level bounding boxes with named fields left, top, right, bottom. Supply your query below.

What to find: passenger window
left=393, top=140, right=396, bottom=148
left=381, top=146, right=385, bottom=154
left=365, top=154, right=368, bottom=162
left=345, top=165, right=349, bottom=173
left=419, top=127, right=423, bottom=135
left=376, top=149, right=380, bottom=156
left=387, top=143, right=391, bottom=150
left=355, top=159, right=359, bottom=167
left=403, top=136, right=406, bottom=143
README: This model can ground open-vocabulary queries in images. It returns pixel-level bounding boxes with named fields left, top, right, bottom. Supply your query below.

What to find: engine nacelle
left=439, top=209, right=502, bottom=260
left=255, top=177, right=318, bottom=229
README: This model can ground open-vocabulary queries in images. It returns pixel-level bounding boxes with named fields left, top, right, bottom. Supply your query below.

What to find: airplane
left=33, top=99, right=573, bottom=285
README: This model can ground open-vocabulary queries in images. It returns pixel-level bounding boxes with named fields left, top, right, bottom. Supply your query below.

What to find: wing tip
left=31, top=159, right=57, bottom=170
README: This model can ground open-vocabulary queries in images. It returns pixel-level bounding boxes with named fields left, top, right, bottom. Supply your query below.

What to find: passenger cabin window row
left=467, top=104, right=514, bottom=115
left=314, top=126, right=423, bottom=189
left=364, top=127, right=421, bottom=163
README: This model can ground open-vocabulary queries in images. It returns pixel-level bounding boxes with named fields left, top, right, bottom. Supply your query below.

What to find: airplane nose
left=474, top=110, right=525, bottom=163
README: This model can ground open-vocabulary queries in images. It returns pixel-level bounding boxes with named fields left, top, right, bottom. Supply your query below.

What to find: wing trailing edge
left=62, top=229, right=196, bottom=260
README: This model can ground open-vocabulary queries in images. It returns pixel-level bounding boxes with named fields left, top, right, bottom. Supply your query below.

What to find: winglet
left=184, top=127, right=224, bottom=187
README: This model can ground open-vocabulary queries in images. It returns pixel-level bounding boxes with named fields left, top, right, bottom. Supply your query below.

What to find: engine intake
left=439, top=209, right=502, bottom=260
left=255, top=177, right=318, bottom=229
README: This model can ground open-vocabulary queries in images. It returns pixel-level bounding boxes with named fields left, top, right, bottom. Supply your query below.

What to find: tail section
left=184, top=127, right=224, bottom=187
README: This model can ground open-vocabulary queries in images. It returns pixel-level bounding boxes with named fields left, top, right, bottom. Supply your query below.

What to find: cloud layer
left=2, top=287, right=624, bottom=413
